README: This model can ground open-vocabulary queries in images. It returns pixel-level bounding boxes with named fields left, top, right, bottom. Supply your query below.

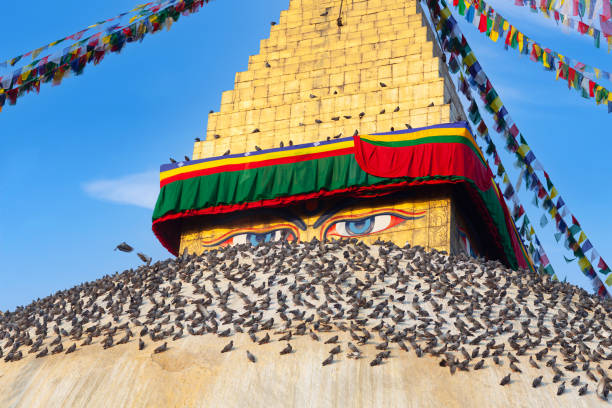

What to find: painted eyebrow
left=313, top=199, right=358, bottom=229
left=208, top=208, right=307, bottom=231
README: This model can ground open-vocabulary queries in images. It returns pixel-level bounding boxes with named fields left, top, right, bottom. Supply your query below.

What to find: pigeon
left=195, top=137, right=200, bottom=142
left=309, top=94, right=317, bottom=99
left=223, top=150, right=231, bottom=156
left=137, top=253, right=152, bottom=265
left=427, top=102, right=434, bottom=107
left=265, top=61, right=271, bottom=68
left=255, top=146, right=262, bottom=151
left=578, top=384, right=588, bottom=396
left=246, top=350, right=256, bottom=363
left=324, top=335, right=338, bottom=344
left=114, top=242, right=133, bottom=252
left=139, top=339, right=145, bottom=350
left=329, top=345, right=341, bottom=355
left=379, top=82, right=387, bottom=87
left=322, top=354, right=333, bottom=366
left=280, top=343, right=292, bottom=355
left=258, top=333, right=270, bottom=345
left=154, top=343, right=168, bottom=354
left=557, top=381, right=565, bottom=396
left=221, top=340, right=233, bottom=353
left=169, top=158, right=177, bottom=163
left=252, top=128, right=260, bottom=133
left=500, top=374, right=510, bottom=386
left=270, top=21, right=276, bottom=26
left=532, top=376, right=543, bottom=388
left=393, top=106, right=400, bottom=112
left=214, top=134, right=221, bottom=139
left=359, top=112, right=365, bottom=118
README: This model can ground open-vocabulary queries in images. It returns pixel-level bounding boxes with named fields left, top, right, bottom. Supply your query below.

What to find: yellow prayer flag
left=594, top=68, right=600, bottom=78
left=441, top=8, right=451, bottom=20
left=517, top=32, right=524, bottom=52
left=87, top=23, right=100, bottom=29
left=579, top=231, right=587, bottom=244
left=490, top=96, right=503, bottom=112
left=549, top=186, right=558, bottom=199
left=543, top=52, right=550, bottom=69
left=503, top=174, right=509, bottom=184
left=549, top=207, right=558, bottom=218
left=578, top=256, right=591, bottom=271
left=32, top=47, right=43, bottom=59
left=490, top=31, right=499, bottom=42
left=464, top=53, right=476, bottom=67
left=529, top=226, right=535, bottom=236
left=102, top=35, right=111, bottom=44
left=517, top=144, right=530, bottom=157
left=503, top=21, right=509, bottom=31
left=129, top=15, right=139, bottom=24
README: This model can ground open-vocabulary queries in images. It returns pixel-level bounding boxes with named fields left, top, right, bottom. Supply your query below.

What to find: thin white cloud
left=83, top=170, right=159, bottom=209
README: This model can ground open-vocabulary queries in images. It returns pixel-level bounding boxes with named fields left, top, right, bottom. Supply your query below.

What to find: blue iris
left=346, top=218, right=373, bottom=235
left=248, top=232, right=274, bottom=246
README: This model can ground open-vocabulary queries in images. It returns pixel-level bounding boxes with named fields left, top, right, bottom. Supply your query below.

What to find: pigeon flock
left=2, top=238, right=612, bottom=401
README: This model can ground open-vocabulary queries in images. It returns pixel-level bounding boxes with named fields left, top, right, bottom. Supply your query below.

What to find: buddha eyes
left=204, top=228, right=297, bottom=247
left=324, top=213, right=407, bottom=238
left=201, top=209, right=425, bottom=248
left=231, top=229, right=296, bottom=246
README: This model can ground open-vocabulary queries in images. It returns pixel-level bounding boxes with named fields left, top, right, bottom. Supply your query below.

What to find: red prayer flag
left=537, top=186, right=547, bottom=199
left=479, top=14, right=488, bottom=32
left=572, top=215, right=580, bottom=226
left=573, top=0, right=579, bottom=16
left=578, top=22, right=589, bottom=34
left=599, top=258, right=610, bottom=271
left=454, top=0, right=459, bottom=6
left=589, top=80, right=595, bottom=97
left=567, top=68, right=576, bottom=88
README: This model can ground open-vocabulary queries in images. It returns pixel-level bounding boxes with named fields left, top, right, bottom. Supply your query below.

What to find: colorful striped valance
left=152, top=121, right=528, bottom=269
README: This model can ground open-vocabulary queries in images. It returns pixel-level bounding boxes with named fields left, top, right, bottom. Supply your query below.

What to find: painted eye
left=334, top=215, right=391, bottom=236
left=214, top=229, right=296, bottom=247
left=329, top=214, right=400, bottom=238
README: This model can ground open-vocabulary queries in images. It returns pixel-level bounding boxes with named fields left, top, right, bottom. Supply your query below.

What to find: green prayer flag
left=458, top=0, right=466, bottom=16
left=569, top=224, right=581, bottom=236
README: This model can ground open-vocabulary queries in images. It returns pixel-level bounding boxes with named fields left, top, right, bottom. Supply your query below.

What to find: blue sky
left=0, top=0, right=610, bottom=311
